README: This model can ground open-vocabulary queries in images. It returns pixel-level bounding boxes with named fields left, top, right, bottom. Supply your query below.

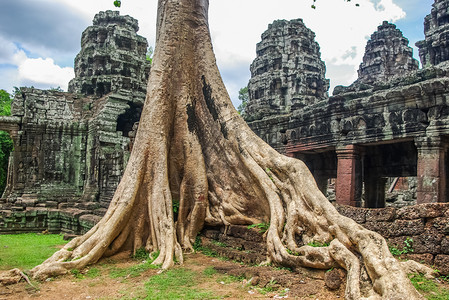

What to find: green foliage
left=71, top=269, right=84, bottom=279
left=286, top=248, right=299, bottom=256
left=307, top=241, right=330, bottom=247
left=0, top=233, right=67, bottom=270
left=247, top=222, right=270, bottom=234
left=409, top=273, right=449, bottom=300
left=311, top=0, right=359, bottom=9
left=0, top=90, right=12, bottom=116
left=172, top=198, right=180, bottom=214
left=211, top=240, right=227, bottom=247
left=193, top=235, right=202, bottom=250
left=237, top=86, right=249, bottom=116
left=146, top=46, right=154, bottom=64
left=389, top=237, right=414, bottom=256
left=133, top=247, right=150, bottom=260
left=198, top=245, right=218, bottom=258
left=143, top=268, right=215, bottom=299
left=113, top=0, right=121, bottom=8
left=259, top=279, right=278, bottom=294
left=0, top=90, right=13, bottom=195
left=49, top=86, right=63, bottom=92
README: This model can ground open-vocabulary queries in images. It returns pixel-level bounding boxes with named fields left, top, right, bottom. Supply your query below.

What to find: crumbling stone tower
left=356, top=21, right=419, bottom=85
left=417, top=0, right=449, bottom=66
left=0, top=11, right=150, bottom=234
left=68, top=10, right=150, bottom=99
left=245, top=19, right=329, bottom=122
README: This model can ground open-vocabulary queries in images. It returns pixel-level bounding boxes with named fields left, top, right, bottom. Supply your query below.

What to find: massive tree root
left=29, top=0, right=433, bottom=298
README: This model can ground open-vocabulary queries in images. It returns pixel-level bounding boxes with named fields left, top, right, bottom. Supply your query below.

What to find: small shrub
left=247, top=223, right=270, bottom=234
left=133, top=248, right=149, bottom=260
left=389, top=237, right=414, bottom=256
left=71, top=269, right=84, bottom=279
left=286, top=248, right=299, bottom=256
left=307, top=241, right=329, bottom=247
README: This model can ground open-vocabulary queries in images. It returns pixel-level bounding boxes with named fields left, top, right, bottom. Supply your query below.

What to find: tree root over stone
left=4, top=0, right=433, bottom=299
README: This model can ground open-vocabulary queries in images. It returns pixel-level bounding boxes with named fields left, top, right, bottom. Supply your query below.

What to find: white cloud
left=17, top=57, right=74, bottom=90
left=209, top=0, right=406, bottom=94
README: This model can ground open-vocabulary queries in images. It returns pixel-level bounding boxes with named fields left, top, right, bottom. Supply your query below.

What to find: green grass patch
left=0, top=233, right=67, bottom=270
left=409, top=273, right=449, bottom=300
left=142, top=268, right=216, bottom=299
left=109, top=251, right=160, bottom=279
left=86, top=267, right=101, bottom=278
left=203, top=266, right=217, bottom=277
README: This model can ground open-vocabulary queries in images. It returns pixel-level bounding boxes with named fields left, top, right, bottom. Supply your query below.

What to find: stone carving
left=417, top=0, right=449, bottom=67
left=0, top=11, right=150, bottom=234
left=245, top=19, right=329, bottom=122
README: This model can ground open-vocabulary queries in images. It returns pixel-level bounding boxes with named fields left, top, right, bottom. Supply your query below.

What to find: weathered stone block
left=441, top=236, right=449, bottom=254
left=389, top=219, right=425, bottom=237
left=364, top=221, right=392, bottom=237
left=366, top=207, right=396, bottom=222
left=227, top=225, right=264, bottom=243
left=403, top=253, right=434, bottom=265
left=335, top=205, right=366, bottom=224
left=412, top=232, right=444, bottom=254
left=434, top=255, right=449, bottom=275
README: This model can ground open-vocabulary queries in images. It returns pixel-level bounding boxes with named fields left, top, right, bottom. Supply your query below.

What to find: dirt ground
left=0, top=252, right=345, bottom=300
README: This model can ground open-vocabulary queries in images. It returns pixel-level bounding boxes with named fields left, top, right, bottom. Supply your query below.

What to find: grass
left=0, top=233, right=67, bottom=270
left=409, top=273, right=449, bottom=300
left=129, top=268, right=217, bottom=299
left=109, top=250, right=160, bottom=280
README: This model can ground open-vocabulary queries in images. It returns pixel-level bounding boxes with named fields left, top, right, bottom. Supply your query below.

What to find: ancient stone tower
left=68, top=10, right=150, bottom=99
left=417, top=0, right=449, bottom=66
left=0, top=11, right=150, bottom=234
left=245, top=19, right=329, bottom=121
left=356, top=21, right=419, bottom=85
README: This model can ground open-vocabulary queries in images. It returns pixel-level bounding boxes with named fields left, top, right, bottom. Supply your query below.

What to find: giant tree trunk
left=29, top=0, right=431, bottom=298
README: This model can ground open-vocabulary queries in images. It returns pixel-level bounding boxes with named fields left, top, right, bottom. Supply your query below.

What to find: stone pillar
left=415, top=137, right=447, bottom=204
left=335, top=145, right=362, bottom=207
left=364, top=177, right=387, bottom=208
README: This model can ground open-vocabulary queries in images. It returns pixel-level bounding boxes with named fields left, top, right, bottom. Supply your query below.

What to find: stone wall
left=336, top=203, right=449, bottom=274
left=196, top=203, right=449, bottom=275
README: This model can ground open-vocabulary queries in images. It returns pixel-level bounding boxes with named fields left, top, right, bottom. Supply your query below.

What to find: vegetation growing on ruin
left=0, top=89, right=13, bottom=194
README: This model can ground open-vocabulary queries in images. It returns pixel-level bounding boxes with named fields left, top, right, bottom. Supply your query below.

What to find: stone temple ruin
left=246, top=1, right=449, bottom=210
left=0, top=11, right=150, bottom=233
left=1, top=1, right=449, bottom=275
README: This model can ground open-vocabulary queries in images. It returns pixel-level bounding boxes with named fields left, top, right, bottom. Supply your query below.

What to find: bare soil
left=0, top=252, right=345, bottom=299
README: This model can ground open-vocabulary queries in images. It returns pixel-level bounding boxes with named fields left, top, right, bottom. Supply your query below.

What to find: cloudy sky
left=0, top=0, right=435, bottom=107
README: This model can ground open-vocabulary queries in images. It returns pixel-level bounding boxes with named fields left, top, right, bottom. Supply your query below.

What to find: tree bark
left=28, top=0, right=433, bottom=298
